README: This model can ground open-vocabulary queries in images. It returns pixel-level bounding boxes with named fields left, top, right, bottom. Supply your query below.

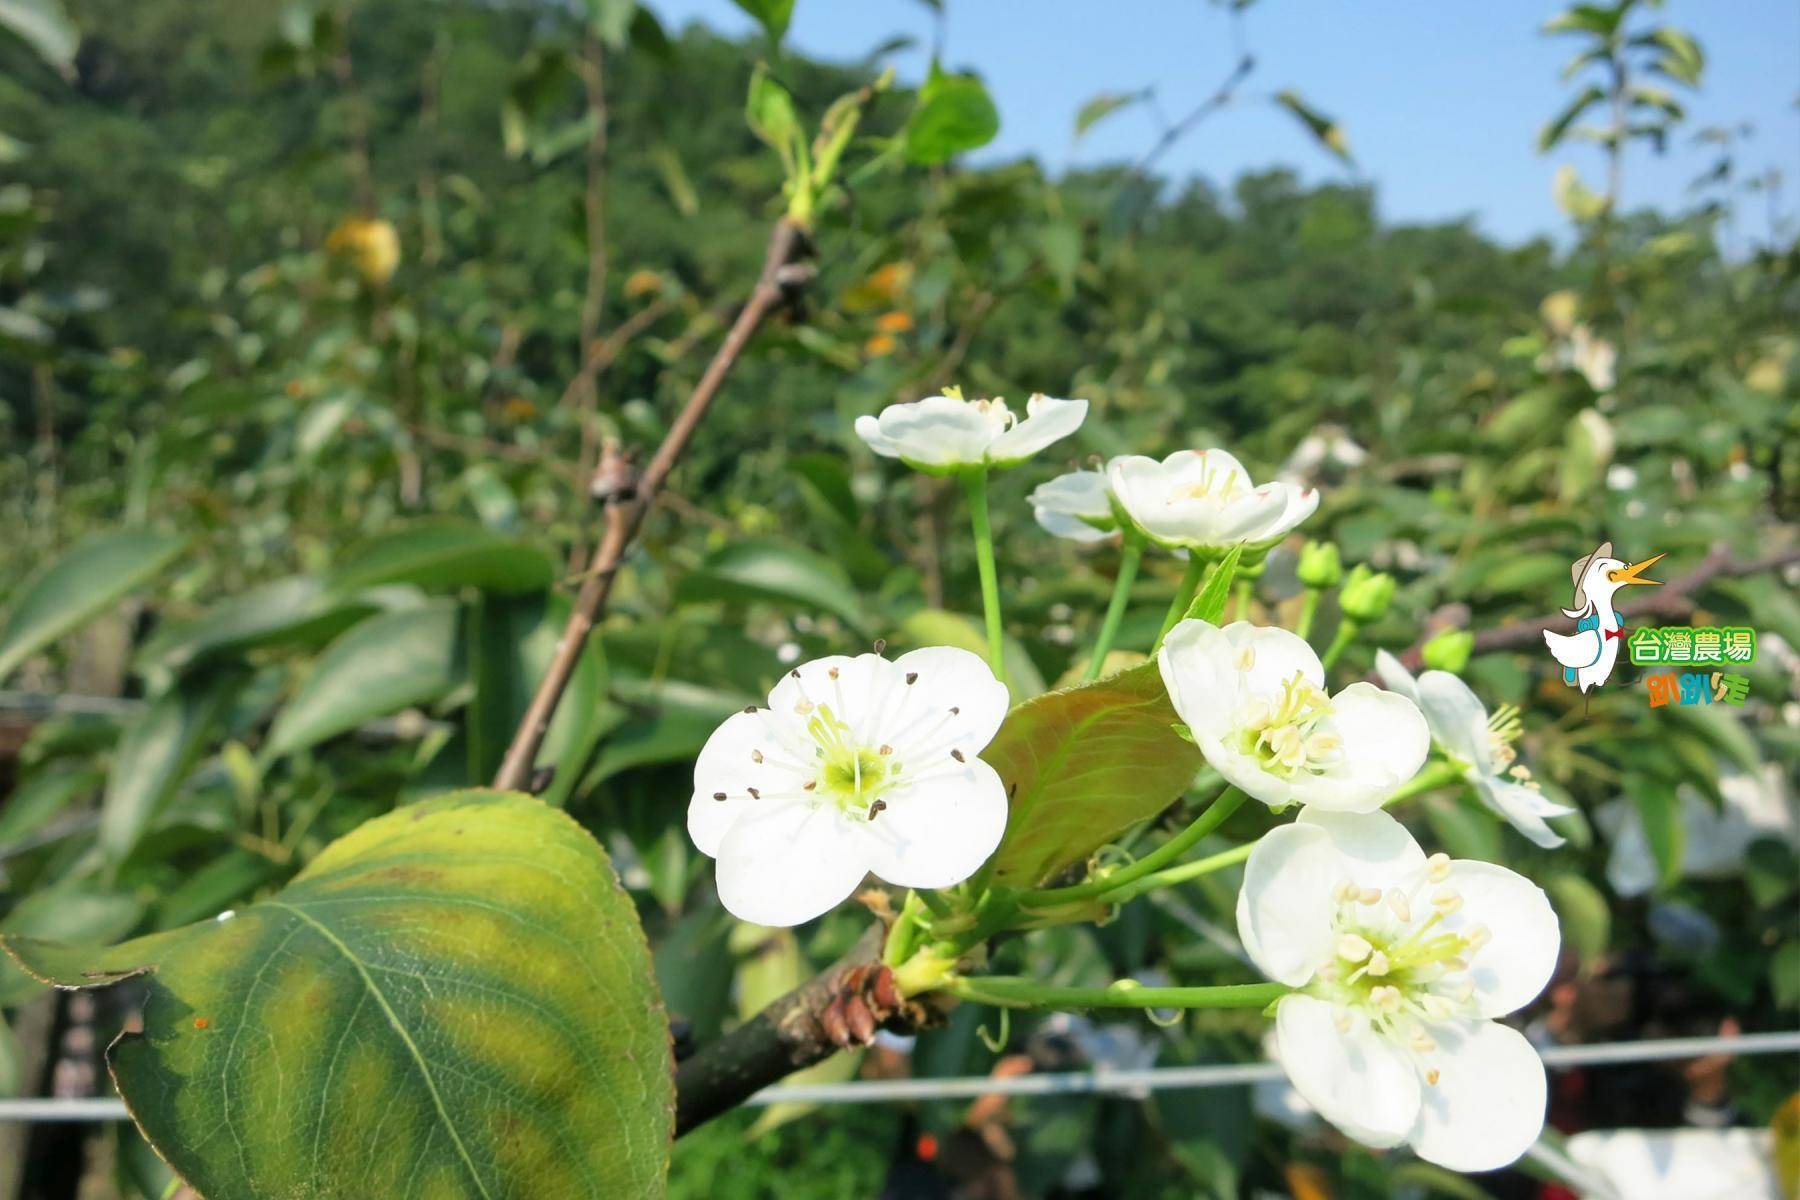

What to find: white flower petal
left=1296, top=808, right=1427, bottom=892
left=853, top=414, right=904, bottom=459
left=1478, top=779, right=1572, bottom=849
left=1236, top=823, right=1339, bottom=985
left=1158, top=619, right=1237, bottom=741
left=1106, top=454, right=1185, bottom=544
left=1410, top=1020, right=1546, bottom=1172
left=986, top=395, right=1087, bottom=464
left=1029, top=467, right=1112, bottom=517
left=1441, top=861, right=1561, bottom=1018
left=1167, top=447, right=1249, bottom=489
left=1210, top=486, right=1292, bottom=542
left=1373, top=650, right=1421, bottom=706
left=859, top=757, right=1008, bottom=888
left=714, top=801, right=872, bottom=926
left=862, top=395, right=999, bottom=469
left=766, top=653, right=891, bottom=727
left=1257, top=483, right=1319, bottom=542
left=689, top=710, right=789, bottom=856
left=884, top=645, right=1010, bottom=756
left=1415, top=671, right=1493, bottom=772
left=1275, top=994, right=1422, bottom=1148
left=1034, top=507, right=1113, bottom=542
left=1323, top=682, right=1430, bottom=792
left=1220, top=621, right=1327, bottom=698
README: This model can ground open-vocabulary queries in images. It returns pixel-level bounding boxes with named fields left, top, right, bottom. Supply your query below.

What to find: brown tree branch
left=1392, top=543, right=1800, bottom=670
left=491, top=217, right=812, bottom=792
left=568, top=33, right=611, bottom=571
left=674, top=924, right=899, bottom=1134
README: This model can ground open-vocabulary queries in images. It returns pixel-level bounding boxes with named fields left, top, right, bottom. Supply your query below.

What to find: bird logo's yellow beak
left=1607, top=553, right=1665, bottom=587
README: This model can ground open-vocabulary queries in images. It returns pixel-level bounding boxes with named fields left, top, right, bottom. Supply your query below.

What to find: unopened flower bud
left=1421, top=629, right=1475, bottom=673
left=1297, top=541, right=1343, bottom=589
left=1340, top=564, right=1397, bottom=624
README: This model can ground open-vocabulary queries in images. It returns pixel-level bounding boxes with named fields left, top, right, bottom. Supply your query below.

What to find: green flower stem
left=1084, top=534, right=1145, bottom=681
left=1320, top=617, right=1361, bottom=670
left=883, top=891, right=927, bottom=967
left=1020, top=786, right=1248, bottom=909
left=916, top=887, right=954, bottom=920
left=1103, top=841, right=1254, bottom=906
left=1231, top=578, right=1252, bottom=622
left=1382, top=759, right=1465, bottom=808
left=962, top=469, right=1006, bottom=683
left=947, top=975, right=1288, bottom=1012
left=1155, top=554, right=1210, bottom=646
left=1295, top=587, right=1323, bottom=641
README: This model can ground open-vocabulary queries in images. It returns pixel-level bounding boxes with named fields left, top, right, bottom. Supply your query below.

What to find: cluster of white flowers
left=684, top=387, right=1563, bottom=1175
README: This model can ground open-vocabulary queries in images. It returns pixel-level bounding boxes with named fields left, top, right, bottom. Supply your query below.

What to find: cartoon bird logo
left=1543, top=541, right=1663, bottom=692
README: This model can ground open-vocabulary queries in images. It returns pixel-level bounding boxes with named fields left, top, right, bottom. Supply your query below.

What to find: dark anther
left=867, top=799, right=887, bottom=820
left=950, top=749, right=965, bottom=762
left=747, top=787, right=761, bottom=799
left=743, top=705, right=757, bottom=714
left=879, top=744, right=893, bottom=756
left=905, top=672, right=918, bottom=685
left=803, top=780, right=817, bottom=791
left=751, top=749, right=764, bottom=763
left=712, top=792, right=727, bottom=801
left=829, top=667, right=840, bottom=679
left=873, top=638, right=887, bottom=654
left=949, top=706, right=960, bottom=715
left=790, top=669, right=801, bottom=679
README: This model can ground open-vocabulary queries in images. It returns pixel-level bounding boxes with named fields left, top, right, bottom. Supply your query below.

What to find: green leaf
left=0, top=0, right=79, bottom=76
left=1628, top=774, right=1685, bottom=890
left=982, top=661, right=1204, bottom=887
left=746, top=62, right=801, bottom=172
left=904, top=67, right=999, bottom=165
left=1539, top=84, right=1605, bottom=152
left=0, top=884, right=143, bottom=1005
left=0, top=791, right=674, bottom=1199
left=1273, top=90, right=1351, bottom=163
left=1643, top=26, right=1704, bottom=84
left=583, top=0, right=635, bottom=47
left=1771, top=941, right=1800, bottom=1010
left=327, top=520, right=554, bottom=597
left=99, top=674, right=234, bottom=864
left=1543, top=4, right=1623, bottom=38
left=262, top=600, right=463, bottom=761
left=1544, top=872, right=1610, bottom=963
left=1184, top=546, right=1243, bottom=625
left=0, top=765, right=102, bottom=848
left=586, top=679, right=750, bottom=785
left=677, top=538, right=864, bottom=627
left=731, top=0, right=794, bottom=42
left=1074, top=89, right=1147, bottom=140
left=0, top=530, right=186, bottom=681
left=466, top=591, right=607, bottom=791
left=1424, top=792, right=1502, bottom=864
left=136, top=576, right=380, bottom=675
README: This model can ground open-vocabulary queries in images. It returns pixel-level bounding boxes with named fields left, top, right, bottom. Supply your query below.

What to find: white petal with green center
left=1297, top=808, right=1426, bottom=891
left=859, top=757, right=1008, bottom=888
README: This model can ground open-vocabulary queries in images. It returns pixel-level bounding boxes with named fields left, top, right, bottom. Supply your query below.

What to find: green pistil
left=808, top=702, right=894, bottom=817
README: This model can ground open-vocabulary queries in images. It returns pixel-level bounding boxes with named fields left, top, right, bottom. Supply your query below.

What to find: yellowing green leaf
left=1, top=791, right=674, bottom=1199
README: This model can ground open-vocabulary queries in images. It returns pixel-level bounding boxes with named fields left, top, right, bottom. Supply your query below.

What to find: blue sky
left=645, top=0, right=1799, bottom=245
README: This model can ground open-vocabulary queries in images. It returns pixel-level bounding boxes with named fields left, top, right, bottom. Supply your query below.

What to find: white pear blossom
left=1107, top=449, right=1318, bottom=552
left=1028, top=467, right=1117, bottom=543
left=1160, top=620, right=1429, bottom=812
left=1376, top=651, right=1574, bottom=849
left=1241, top=809, right=1561, bottom=1171
left=688, top=646, right=1010, bottom=926
left=854, top=389, right=1088, bottom=475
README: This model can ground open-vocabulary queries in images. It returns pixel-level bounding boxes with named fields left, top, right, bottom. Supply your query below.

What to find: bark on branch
left=491, top=217, right=812, bottom=791
left=1392, top=543, right=1800, bottom=671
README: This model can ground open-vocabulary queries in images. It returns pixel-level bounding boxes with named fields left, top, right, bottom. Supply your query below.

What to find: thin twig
left=491, top=218, right=811, bottom=792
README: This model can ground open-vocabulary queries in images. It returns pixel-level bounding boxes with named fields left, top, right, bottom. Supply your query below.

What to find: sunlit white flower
left=854, top=388, right=1087, bottom=474
left=1160, top=620, right=1428, bottom=812
left=1375, top=651, right=1574, bottom=849
left=1565, top=1128, right=1781, bottom=1200
left=1028, top=467, right=1116, bottom=543
left=1107, top=449, right=1317, bottom=552
left=688, top=647, right=1010, bottom=926
left=1241, top=809, right=1560, bottom=1171
left=1597, top=765, right=1794, bottom=898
